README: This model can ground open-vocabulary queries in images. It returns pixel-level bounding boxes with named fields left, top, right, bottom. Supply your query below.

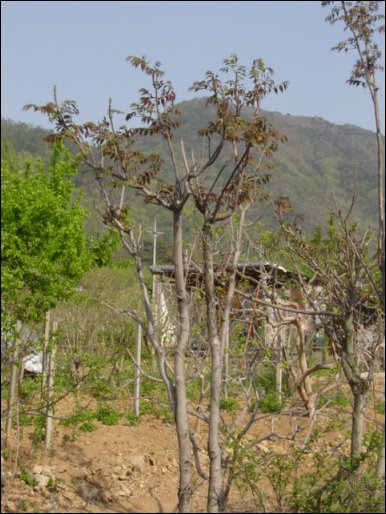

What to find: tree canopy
left=1, top=141, right=117, bottom=324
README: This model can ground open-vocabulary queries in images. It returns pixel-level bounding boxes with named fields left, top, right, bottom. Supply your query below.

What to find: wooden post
left=133, top=322, right=142, bottom=416
left=223, top=322, right=229, bottom=399
left=276, top=331, right=282, bottom=402
left=6, top=320, right=22, bottom=440
left=45, top=321, right=57, bottom=449
left=41, top=310, right=51, bottom=398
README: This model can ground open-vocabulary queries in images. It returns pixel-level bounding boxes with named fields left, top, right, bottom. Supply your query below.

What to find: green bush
left=220, top=398, right=239, bottom=411
left=59, top=408, right=95, bottom=427
left=31, top=415, right=46, bottom=445
left=95, top=406, right=119, bottom=425
left=79, top=421, right=97, bottom=432
left=20, top=469, right=37, bottom=487
left=125, top=412, right=141, bottom=426
left=260, top=392, right=282, bottom=413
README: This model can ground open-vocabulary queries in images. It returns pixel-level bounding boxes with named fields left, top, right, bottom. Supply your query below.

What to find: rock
left=77, top=480, right=101, bottom=502
left=127, top=454, right=147, bottom=472
left=118, top=475, right=130, bottom=481
left=33, top=474, right=50, bottom=487
left=257, top=442, right=270, bottom=453
left=32, top=465, right=43, bottom=475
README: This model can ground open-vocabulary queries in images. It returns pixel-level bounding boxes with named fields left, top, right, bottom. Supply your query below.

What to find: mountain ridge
left=2, top=99, right=382, bottom=237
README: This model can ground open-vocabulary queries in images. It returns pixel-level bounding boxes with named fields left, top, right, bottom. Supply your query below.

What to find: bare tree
left=274, top=201, right=383, bottom=469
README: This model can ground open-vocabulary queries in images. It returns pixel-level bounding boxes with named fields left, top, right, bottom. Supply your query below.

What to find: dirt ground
left=1, top=377, right=384, bottom=513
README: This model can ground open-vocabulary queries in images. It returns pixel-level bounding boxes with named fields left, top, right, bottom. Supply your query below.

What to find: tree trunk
left=351, top=391, right=366, bottom=465
left=341, top=309, right=369, bottom=467
left=173, top=212, right=193, bottom=513
left=6, top=320, right=22, bottom=441
left=376, top=426, right=385, bottom=481
left=203, top=222, right=223, bottom=513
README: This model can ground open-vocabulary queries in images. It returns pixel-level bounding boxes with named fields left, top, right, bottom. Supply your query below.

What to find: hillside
left=2, top=101, right=382, bottom=238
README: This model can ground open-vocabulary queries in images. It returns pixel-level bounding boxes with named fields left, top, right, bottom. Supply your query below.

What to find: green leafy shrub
left=220, top=398, right=239, bottom=411
left=20, top=469, right=37, bottom=487
left=260, top=392, right=282, bottom=413
left=59, top=408, right=95, bottom=427
left=31, top=415, right=46, bottom=445
left=125, top=412, right=141, bottom=426
left=95, top=406, right=119, bottom=425
left=79, top=421, right=97, bottom=432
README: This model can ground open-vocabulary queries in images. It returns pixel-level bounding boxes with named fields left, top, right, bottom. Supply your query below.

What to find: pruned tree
left=25, top=54, right=288, bottom=512
left=322, top=0, right=385, bottom=480
left=274, top=202, right=383, bottom=469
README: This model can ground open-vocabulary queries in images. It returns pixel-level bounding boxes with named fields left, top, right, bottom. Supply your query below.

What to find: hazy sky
left=2, top=1, right=385, bottom=131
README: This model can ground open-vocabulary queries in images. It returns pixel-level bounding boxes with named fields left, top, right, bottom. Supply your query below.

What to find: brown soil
left=1, top=377, right=384, bottom=513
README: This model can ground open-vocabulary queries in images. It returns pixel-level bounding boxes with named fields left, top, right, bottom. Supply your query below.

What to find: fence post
left=41, top=310, right=51, bottom=398
left=133, top=322, right=142, bottom=416
left=45, top=321, right=57, bottom=449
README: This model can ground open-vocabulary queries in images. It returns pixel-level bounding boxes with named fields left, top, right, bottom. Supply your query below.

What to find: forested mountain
left=2, top=99, right=382, bottom=246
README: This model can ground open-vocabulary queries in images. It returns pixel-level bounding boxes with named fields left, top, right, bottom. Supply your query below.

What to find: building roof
left=149, top=262, right=294, bottom=288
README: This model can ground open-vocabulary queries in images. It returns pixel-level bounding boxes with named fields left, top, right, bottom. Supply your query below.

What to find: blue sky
left=2, top=1, right=385, bottom=132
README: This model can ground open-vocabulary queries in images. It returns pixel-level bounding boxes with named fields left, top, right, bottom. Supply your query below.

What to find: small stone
left=118, top=475, right=130, bottom=481
left=128, top=455, right=147, bottom=472
left=34, top=474, right=50, bottom=487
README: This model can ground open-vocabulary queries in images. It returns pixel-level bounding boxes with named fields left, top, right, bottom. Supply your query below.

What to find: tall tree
left=1, top=142, right=97, bottom=324
left=26, top=55, right=287, bottom=513
left=322, top=0, right=385, bottom=480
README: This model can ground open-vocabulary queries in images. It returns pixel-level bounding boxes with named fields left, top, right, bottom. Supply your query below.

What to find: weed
left=375, top=401, right=385, bottom=414
left=31, top=415, right=46, bottom=445
left=19, top=411, right=34, bottom=426
left=20, top=469, right=37, bottom=487
left=318, top=390, right=350, bottom=409
left=125, top=412, right=141, bottom=426
left=2, top=448, right=10, bottom=461
left=95, top=406, right=119, bottom=425
left=260, top=392, right=282, bottom=413
left=19, top=500, right=29, bottom=512
left=220, top=398, right=239, bottom=411
left=19, top=377, right=40, bottom=400
left=79, top=421, right=97, bottom=432
left=59, top=408, right=95, bottom=427
left=326, top=418, right=346, bottom=431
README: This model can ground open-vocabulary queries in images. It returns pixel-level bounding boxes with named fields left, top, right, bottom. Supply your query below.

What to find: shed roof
left=149, top=262, right=294, bottom=288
